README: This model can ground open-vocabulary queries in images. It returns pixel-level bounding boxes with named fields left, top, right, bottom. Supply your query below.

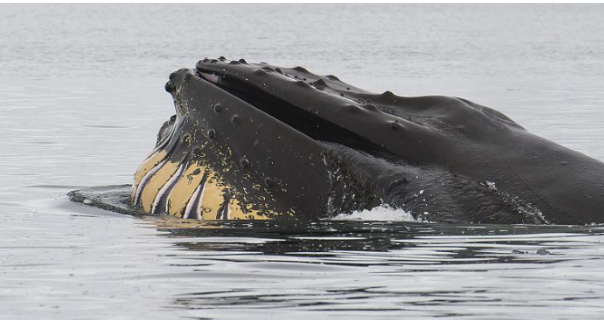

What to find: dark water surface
left=2, top=4, right=604, bottom=319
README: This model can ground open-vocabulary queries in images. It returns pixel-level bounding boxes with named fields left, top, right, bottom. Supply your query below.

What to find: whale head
left=129, top=57, right=604, bottom=225
left=130, top=57, right=391, bottom=221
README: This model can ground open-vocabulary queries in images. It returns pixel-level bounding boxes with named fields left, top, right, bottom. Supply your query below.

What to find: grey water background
left=2, top=4, right=604, bottom=319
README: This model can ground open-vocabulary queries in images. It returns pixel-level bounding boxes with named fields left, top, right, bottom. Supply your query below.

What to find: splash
left=330, top=205, right=419, bottom=222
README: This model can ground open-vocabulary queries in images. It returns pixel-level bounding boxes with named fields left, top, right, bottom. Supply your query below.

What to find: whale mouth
left=194, top=67, right=381, bottom=154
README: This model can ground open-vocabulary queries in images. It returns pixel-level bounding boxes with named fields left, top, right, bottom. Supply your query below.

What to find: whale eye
left=207, top=129, right=216, bottom=139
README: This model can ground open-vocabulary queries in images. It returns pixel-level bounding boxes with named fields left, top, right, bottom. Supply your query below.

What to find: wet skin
left=129, top=57, right=604, bottom=225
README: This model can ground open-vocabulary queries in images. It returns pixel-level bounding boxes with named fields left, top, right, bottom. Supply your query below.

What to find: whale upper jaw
left=192, top=61, right=385, bottom=155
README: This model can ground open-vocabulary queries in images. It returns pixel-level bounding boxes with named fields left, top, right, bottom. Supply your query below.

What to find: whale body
left=80, top=57, right=604, bottom=225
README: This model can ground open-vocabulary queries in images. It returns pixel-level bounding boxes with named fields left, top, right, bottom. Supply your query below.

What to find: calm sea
left=1, top=4, right=604, bottom=320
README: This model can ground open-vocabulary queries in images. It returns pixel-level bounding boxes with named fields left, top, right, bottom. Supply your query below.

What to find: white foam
left=330, top=205, right=418, bottom=222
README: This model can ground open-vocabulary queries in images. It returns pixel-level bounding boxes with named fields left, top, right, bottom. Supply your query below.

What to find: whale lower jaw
left=68, top=185, right=138, bottom=216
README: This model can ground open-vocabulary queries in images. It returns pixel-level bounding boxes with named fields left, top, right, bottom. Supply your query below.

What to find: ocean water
left=2, top=4, right=604, bottom=320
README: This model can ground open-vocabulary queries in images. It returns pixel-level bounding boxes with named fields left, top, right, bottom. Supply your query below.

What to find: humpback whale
left=70, top=57, right=604, bottom=225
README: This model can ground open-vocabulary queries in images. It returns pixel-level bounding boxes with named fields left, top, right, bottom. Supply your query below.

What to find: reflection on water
left=154, top=219, right=583, bottom=257
left=7, top=198, right=604, bottom=319
left=150, top=219, right=604, bottom=319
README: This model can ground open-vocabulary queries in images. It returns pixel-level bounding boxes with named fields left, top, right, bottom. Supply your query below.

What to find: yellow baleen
left=166, top=164, right=207, bottom=218
left=198, top=176, right=267, bottom=220
left=199, top=174, right=224, bottom=220
left=139, top=160, right=181, bottom=212
left=132, top=155, right=269, bottom=220
left=131, top=150, right=168, bottom=199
